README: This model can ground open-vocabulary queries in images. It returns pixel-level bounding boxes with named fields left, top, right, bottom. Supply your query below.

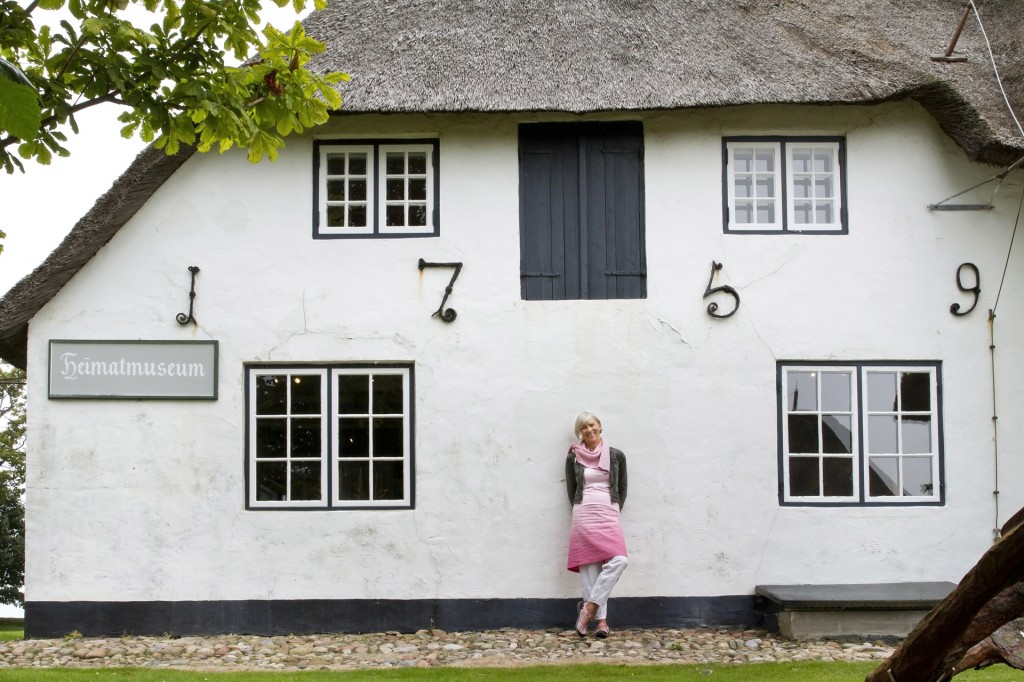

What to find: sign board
left=48, top=340, right=218, bottom=399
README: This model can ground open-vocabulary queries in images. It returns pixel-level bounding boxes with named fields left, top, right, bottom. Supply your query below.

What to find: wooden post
left=866, top=516, right=1024, bottom=682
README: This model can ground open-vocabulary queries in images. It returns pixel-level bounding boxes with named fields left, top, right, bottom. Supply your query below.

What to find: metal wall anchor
left=418, top=258, right=463, bottom=323
left=176, top=265, right=200, bottom=325
left=703, top=261, right=739, bottom=319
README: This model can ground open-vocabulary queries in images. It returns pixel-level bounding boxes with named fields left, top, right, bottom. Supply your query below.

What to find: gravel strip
left=0, top=627, right=896, bottom=671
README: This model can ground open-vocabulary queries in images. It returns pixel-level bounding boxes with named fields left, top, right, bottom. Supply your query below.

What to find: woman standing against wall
left=565, top=411, right=628, bottom=637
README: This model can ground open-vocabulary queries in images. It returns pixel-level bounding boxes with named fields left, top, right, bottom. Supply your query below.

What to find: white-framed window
left=778, top=362, right=942, bottom=506
left=724, top=137, right=846, bottom=233
left=246, top=364, right=414, bottom=509
left=315, top=140, right=438, bottom=238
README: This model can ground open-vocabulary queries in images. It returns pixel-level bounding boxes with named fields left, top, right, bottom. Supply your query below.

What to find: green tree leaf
left=0, top=76, right=42, bottom=143
left=0, top=0, right=348, bottom=174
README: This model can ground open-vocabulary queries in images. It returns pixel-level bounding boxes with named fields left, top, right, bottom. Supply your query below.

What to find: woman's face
left=579, top=418, right=602, bottom=449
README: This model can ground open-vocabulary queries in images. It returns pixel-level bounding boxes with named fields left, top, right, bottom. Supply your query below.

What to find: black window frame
left=723, top=136, right=848, bottom=235
left=244, top=362, right=416, bottom=511
left=313, top=138, right=440, bottom=239
left=776, top=360, right=945, bottom=507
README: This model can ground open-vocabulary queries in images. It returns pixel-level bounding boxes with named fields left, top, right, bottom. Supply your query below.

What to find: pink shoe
left=595, top=621, right=610, bottom=638
left=575, top=605, right=592, bottom=637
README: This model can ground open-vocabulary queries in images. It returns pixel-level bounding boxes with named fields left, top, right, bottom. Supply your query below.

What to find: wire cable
left=969, top=0, right=1024, bottom=137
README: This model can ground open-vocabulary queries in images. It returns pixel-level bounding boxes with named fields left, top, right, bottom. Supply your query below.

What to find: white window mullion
left=248, top=368, right=329, bottom=509
left=727, top=142, right=782, bottom=231
left=786, top=142, right=842, bottom=231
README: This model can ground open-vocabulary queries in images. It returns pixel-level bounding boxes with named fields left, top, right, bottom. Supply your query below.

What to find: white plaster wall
left=24, top=101, right=1024, bottom=603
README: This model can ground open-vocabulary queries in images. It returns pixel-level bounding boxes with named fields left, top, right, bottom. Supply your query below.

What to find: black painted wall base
left=26, top=596, right=761, bottom=638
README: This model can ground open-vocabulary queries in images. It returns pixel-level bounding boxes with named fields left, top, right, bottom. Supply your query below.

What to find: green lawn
left=0, top=617, right=23, bottom=641
left=0, top=662, right=1022, bottom=681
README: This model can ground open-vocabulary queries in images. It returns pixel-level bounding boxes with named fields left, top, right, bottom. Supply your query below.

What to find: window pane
left=869, top=457, right=899, bottom=496
left=901, top=373, right=931, bottom=411
left=789, top=457, right=819, bottom=496
left=386, top=205, right=405, bottom=226
left=409, top=205, right=427, bottom=226
left=386, top=178, right=405, bottom=201
left=903, top=457, right=933, bottom=496
left=256, top=419, right=286, bottom=458
left=374, top=418, right=404, bottom=456
left=791, top=149, right=811, bottom=172
left=734, top=176, right=752, bottom=199
left=867, top=372, right=897, bottom=411
left=256, top=375, right=286, bottom=414
left=814, top=149, right=833, bottom=172
left=338, top=417, right=369, bottom=457
left=327, top=179, right=345, bottom=201
left=733, top=148, right=753, bottom=172
left=348, top=154, right=367, bottom=175
left=290, top=375, right=320, bottom=414
left=373, top=375, right=403, bottom=413
left=788, top=415, right=819, bottom=453
left=291, top=461, right=321, bottom=501
left=787, top=372, right=818, bottom=411
left=902, top=416, right=932, bottom=453
left=326, top=206, right=345, bottom=228
left=326, top=155, right=346, bottom=175
left=735, top=202, right=753, bottom=223
left=373, top=461, right=404, bottom=500
left=815, top=202, right=834, bottom=224
left=407, top=152, right=427, bottom=174
left=822, top=457, right=853, bottom=496
left=792, top=176, right=811, bottom=199
left=868, top=415, right=898, bottom=454
left=349, top=205, right=367, bottom=227
left=338, top=461, right=369, bottom=500
left=793, top=201, right=812, bottom=224
left=338, top=375, right=369, bottom=413
left=822, top=414, right=852, bottom=454
left=820, top=372, right=850, bottom=411
left=349, top=179, right=367, bottom=201
left=755, top=149, right=775, bottom=172
left=386, top=152, right=405, bottom=175
left=409, top=178, right=427, bottom=201
left=756, top=202, right=775, bottom=223
left=256, top=462, right=287, bottom=501
left=755, top=176, right=774, bottom=198
left=291, top=418, right=321, bottom=458
left=814, top=176, right=833, bottom=198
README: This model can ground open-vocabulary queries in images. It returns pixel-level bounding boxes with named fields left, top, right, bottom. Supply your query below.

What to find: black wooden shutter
left=520, top=122, right=645, bottom=300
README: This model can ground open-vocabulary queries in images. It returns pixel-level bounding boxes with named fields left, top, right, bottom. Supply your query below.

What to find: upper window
left=314, top=140, right=439, bottom=238
left=246, top=364, right=414, bottom=509
left=778, top=362, right=943, bottom=506
left=724, top=137, right=846, bottom=234
left=519, top=122, right=646, bottom=300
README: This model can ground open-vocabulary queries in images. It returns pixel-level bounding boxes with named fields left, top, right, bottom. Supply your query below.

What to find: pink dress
left=567, top=466, right=628, bottom=572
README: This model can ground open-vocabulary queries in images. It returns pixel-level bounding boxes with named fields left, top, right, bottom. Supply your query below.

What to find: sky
left=0, top=1, right=312, bottom=620
left=0, top=2, right=311, bottom=294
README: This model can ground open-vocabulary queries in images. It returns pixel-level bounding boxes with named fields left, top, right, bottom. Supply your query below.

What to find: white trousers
left=579, top=555, right=628, bottom=620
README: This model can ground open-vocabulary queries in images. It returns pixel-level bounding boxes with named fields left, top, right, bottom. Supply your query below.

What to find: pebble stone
left=0, top=627, right=896, bottom=671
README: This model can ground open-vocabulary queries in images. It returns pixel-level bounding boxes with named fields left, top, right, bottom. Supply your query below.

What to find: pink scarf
left=570, top=439, right=610, bottom=471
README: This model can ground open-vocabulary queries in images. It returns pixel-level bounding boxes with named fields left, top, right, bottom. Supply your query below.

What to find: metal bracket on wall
left=950, top=262, right=980, bottom=316
left=176, top=265, right=200, bottom=325
left=703, top=261, right=740, bottom=319
left=418, top=258, right=463, bottom=323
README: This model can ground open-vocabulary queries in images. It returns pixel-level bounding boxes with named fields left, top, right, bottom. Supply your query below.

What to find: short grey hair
left=574, top=411, right=602, bottom=439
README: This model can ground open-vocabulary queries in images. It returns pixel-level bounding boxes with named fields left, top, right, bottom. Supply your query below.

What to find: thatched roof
left=304, top=0, right=1023, bottom=164
left=1, top=0, right=1022, bottom=368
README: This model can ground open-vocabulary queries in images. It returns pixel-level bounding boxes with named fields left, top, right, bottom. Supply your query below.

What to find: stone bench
left=756, top=582, right=956, bottom=639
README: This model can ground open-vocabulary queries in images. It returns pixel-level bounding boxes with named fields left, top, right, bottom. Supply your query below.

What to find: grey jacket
left=565, top=447, right=627, bottom=509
